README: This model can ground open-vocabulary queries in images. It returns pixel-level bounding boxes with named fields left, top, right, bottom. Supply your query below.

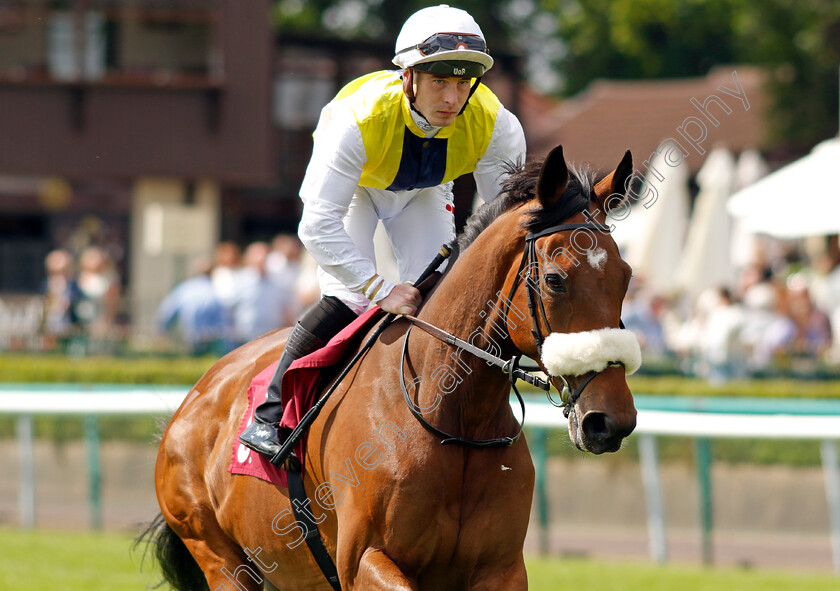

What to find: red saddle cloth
left=228, top=307, right=386, bottom=487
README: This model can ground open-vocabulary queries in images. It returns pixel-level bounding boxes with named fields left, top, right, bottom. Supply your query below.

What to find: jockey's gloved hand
left=377, top=283, right=422, bottom=315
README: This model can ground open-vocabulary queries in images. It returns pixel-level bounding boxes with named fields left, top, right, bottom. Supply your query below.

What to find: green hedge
left=0, top=354, right=214, bottom=385
left=627, top=375, right=840, bottom=399
left=2, top=354, right=839, bottom=398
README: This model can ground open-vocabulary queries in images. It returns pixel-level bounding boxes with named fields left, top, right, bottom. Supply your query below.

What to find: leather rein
left=399, top=221, right=623, bottom=447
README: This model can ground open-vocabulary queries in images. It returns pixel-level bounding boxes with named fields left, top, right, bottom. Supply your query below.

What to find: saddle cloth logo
left=227, top=307, right=386, bottom=487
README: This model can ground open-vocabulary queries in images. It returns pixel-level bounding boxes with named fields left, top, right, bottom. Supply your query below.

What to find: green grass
left=526, top=557, right=840, bottom=590
left=0, top=528, right=837, bottom=591
left=0, top=528, right=164, bottom=591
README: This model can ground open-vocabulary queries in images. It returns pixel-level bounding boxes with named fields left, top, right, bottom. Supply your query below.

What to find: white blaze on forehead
left=587, top=247, right=607, bottom=271
left=541, top=328, right=642, bottom=377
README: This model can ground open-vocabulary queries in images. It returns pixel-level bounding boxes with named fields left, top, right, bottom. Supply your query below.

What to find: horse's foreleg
left=346, top=548, right=417, bottom=590
left=468, top=557, right=528, bottom=591
left=165, top=508, right=265, bottom=591
left=182, top=538, right=265, bottom=591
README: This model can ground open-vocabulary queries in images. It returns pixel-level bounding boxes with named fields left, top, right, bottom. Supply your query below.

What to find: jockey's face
left=412, top=71, right=472, bottom=127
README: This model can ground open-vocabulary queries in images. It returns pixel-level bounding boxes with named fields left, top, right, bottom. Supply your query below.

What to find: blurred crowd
left=155, top=235, right=320, bottom=355
left=40, top=245, right=122, bottom=354
left=622, top=246, right=840, bottom=381
left=27, top=230, right=840, bottom=380
left=35, top=235, right=319, bottom=357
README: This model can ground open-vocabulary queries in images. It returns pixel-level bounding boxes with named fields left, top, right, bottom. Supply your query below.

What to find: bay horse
left=145, top=145, right=638, bottom=590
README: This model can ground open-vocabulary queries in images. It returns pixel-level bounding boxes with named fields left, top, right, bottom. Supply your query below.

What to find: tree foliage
left=547, top=0, right=840, bottom=148
left=273, top=0, right=840, bottom=149
left=273, top=0, right=515, bottom=48
left=551, top=0, right=742, bottom=92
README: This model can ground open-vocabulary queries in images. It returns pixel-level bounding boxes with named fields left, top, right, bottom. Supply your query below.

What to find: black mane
left=456, top=159, right=596, bottom=252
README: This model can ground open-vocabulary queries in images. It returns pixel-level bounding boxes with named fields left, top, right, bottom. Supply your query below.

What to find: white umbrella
left=612, top=148, right=690, bottom=294
left=727, top=137, right=840, bottom=238
left=729, top=149, right=771, bottom=269
left=676, top=147, right=736, bottom=296
left=735, top=148, right=770, bottom=190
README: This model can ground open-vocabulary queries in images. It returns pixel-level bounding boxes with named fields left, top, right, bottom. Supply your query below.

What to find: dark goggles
left=416, top=33, right=488, bottom=57
left=397, top=33, right=488, bottom=56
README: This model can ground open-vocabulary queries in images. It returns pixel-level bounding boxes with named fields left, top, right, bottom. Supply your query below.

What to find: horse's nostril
left=581, top=412, right=613, bottom=441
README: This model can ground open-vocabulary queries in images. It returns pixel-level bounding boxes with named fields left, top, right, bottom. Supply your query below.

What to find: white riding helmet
left=393, top=5, right=494, bottom=78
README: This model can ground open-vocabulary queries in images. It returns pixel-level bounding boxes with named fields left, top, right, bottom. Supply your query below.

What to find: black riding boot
left=238, top=296, right=357, bottom=468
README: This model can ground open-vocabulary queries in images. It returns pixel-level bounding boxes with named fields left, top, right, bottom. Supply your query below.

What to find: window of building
left=273, top=47, right=336, bottom=130
left=0, top=0, right=222, bottom=86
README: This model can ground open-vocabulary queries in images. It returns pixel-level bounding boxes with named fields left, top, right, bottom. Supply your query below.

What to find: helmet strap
left=459, top=76, right=483, bottom=115
left=402, top=69, right=483, bottom=117
left=402, top=68, right=416, bottom=104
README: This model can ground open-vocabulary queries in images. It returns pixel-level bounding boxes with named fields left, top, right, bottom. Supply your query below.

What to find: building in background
left=0, top=0, right=771, bottom=347
left=522, top=66, right=770, bottom=174
left=0, top=0, right=274, bottom=338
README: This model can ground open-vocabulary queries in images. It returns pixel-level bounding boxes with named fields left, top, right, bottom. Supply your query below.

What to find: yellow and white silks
left=298, top=70, right=526, bottom=314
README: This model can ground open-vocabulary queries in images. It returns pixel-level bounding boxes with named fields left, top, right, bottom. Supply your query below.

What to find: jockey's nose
left=442, top=84, right=458, bottom=106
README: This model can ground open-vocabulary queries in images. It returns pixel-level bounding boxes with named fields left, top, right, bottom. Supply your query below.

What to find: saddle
left=228, top=272, right=443, bottom=487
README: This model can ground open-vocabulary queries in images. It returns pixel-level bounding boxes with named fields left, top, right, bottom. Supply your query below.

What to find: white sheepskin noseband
left=541, top=328, right=642, bottom=377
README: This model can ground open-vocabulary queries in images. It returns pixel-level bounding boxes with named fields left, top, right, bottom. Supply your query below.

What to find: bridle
left=503, top=221, right=626, bottom=417
left=399, top=220, right=626, bottom=447
left=504, top=222, right=609, bottom=356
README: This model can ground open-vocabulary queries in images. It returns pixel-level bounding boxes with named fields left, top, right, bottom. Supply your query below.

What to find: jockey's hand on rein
left=377, top=283, right=422, bottom=316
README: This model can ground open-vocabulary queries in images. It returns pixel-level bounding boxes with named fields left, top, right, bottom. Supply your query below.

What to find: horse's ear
left=536, top=145, right=569, bottom=207
left=593, top=150, right=633, bottom=210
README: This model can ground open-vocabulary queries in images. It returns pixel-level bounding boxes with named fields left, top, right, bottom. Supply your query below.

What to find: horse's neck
left=411, top=217, right=524, bottom=431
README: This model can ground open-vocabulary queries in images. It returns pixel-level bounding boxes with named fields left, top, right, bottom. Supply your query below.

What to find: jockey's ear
left=593, top=150, right=633, bottom=212
left=537, top=145, right=570, bottom=207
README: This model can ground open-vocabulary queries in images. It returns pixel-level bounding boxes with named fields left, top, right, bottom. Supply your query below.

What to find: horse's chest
left=382, top=460, right=531, bottom=553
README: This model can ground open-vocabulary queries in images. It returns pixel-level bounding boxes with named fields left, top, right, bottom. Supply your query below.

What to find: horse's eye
left=544, top=273, right=566, bottom=293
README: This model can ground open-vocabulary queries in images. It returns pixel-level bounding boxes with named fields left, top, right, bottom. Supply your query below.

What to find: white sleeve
left=473, top=106, right=527, bottom=202
left=297, top=106, right=396, bottom=300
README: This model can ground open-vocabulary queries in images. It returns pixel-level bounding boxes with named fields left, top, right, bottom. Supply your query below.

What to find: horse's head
left=503, top=146, right=639, bottom=454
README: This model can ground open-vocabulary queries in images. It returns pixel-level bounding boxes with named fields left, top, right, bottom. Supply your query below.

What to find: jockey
left=239, top=4, right=527, bottom=465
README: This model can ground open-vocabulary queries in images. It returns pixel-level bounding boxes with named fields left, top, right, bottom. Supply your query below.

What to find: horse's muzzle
left=575, top=408, right=637, bottom=454
left=541, top=327, right=640, bottom=454
left=558, top=367, right=638, bottom=454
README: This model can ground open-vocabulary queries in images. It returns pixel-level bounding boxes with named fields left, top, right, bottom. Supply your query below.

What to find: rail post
left=821, top=439, right=840, bottom=574
left=532, top=427, right=550, bottom=555
left=84, top=414, right=102, bottom=531
left=638, top=433, right=667, bottom=563
left=17, top=414, right=35, bottom=529
left=695, top=437, right=713, bottom=566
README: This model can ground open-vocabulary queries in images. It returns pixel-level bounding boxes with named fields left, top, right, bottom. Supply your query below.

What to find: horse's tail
left=135, top=513, right=210, bottom=591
